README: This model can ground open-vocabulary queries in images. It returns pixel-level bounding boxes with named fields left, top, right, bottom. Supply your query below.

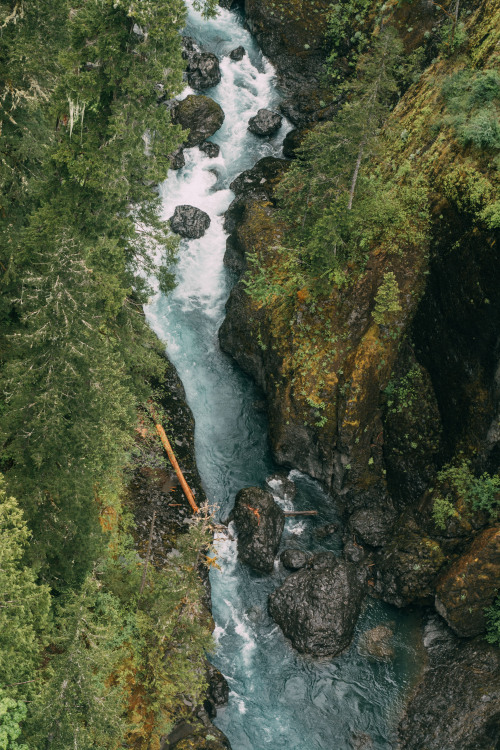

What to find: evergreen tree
left=0, top=477, right=51, bottom=700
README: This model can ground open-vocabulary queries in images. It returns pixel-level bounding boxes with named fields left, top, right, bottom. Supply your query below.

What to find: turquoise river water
left=146, top=3, right=421, bottom=748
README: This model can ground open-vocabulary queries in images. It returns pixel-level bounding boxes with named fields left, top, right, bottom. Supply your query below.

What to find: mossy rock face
left=383, top=350, right=444, bottom=511
left=435, top=525, right=500, bottom=637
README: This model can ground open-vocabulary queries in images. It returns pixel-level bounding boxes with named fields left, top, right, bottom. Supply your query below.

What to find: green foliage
left=385, top=365, right=422, bottom=414
left=247, top=27, right=429, bottom=304
left=0, top=477, right=51, bottom=701
left=372, top=271, right=402, bottom=325
left=327, top=0, right=373, bottom=77
left=485, top=594, right=500, bottom=646
left=432, top=460, right=500, bottom=529
left=0, top=695, right=28, bottom=750
left=26, top=513, right=214, bottom=749
left=432, top=495, right=458, bottom=530
left=441, top=69, right=500, bottom=150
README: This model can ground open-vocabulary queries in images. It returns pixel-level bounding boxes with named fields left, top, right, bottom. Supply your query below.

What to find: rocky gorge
left=147, top=0, right=499, bottom=747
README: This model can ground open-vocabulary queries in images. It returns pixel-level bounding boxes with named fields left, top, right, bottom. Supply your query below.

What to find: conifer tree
left=0, top=477, right=51, bottom=700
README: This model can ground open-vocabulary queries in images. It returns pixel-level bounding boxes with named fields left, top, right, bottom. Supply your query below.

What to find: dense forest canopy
left=0, top=1, right=217, bottom=747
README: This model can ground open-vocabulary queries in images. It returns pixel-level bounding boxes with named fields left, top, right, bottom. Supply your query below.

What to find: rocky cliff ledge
left=219, top=0, right=499, bottom=744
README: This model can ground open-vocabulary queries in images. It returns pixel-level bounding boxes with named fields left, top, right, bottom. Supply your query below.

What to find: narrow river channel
left=146, top=3, right=420, bottom=748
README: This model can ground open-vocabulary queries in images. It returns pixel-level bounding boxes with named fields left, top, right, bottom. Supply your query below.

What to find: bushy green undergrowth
left=432, top=460, right=500, bottom=529
left=441, top=68, right=500, bottom=150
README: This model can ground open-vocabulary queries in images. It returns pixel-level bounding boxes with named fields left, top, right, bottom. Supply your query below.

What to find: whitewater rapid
left=146, top=3, right=420, bottom=748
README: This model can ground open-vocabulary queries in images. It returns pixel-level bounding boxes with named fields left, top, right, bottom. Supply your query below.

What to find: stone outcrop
left=247, top=108, right=282, bottom=136
left=232, top=487, right=285, bottom=573
left=398, top=617, right=500, bottom=750
left=268, top=552, right=366, bottom=656
left=229, top=46, right=245, bottom=61
left=187, top=52, right=221, bottom=90
left=199, top=140, right=220, bottom=158
left=169, top=205, right=211, bottom=239
left=434, top=526, right=500, bottom=637
left=280, top=548, right=309, bottom=571
left=244, top=0, right=334, bottom=126
left=171, top=95, right=225, bottom=147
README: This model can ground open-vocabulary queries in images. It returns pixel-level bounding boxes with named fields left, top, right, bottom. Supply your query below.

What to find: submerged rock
left=187, top=52, right=221, bottom=90
left=248, top=108, right=282, bottom=136
left=268, top=552, right=365, bottom=657
left=232, top=487, right=285, bottom=573
left=358, top=624, right=394, bottom=661
left=281, top=548, right=309, bottom=571
left=199, top=140, right=220, bottom=158
left=169, top=205, right=211, bottom=239
left=171, top=95, right=225, bottom=147
left=435, top=525, right=500, bottom=637
left=398, top=616, right=500, bottom=750
left=229, top=46, right=246, bottom=61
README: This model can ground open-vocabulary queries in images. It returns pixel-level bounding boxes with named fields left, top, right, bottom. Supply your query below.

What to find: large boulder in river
left=229, top=46, right=246, bottom=61
left=187, top=52, right=221, bottom=90
left=248, top=109, right=282, bottom=136
left=281, top=548, right=309, bottom=571
left=232, top=487, right=285, bottom=573
left=268, top=552, right=366, bottom=657
left=171, top=95, right=225, bottom=147
left=169, top=205, right=211, bottom=239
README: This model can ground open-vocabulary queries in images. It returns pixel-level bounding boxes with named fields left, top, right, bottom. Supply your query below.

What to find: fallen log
left=283, top=510, right=318, bottom=517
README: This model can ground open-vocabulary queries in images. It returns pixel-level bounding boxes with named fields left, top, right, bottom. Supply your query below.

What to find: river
left=146, top=3, right=420, bottom=748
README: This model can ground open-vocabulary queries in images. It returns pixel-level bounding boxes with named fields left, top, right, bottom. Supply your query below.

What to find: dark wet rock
left=169, top=146, right=185, bottom=170
left=358, top=624, right=395, bottom=661
left=219, top=0, right=240, bottom=7
left=248, top=108, right=282, bottom=136
left=348, top=506, right=397, bottom=547
left=268, top=552, right=365, bottom=657
left=181, top=36, right=201, bottom=61
left=374, top=519, right=447, bottom=607
left=161, top=711, right=231, bottom=749
left=282, top=127, right=309, bottom=158
left=343, top=539, right=366, bottom=564
left=229, top=156, right=289, bottom=200
left=398, top=616, right=500, bottom=750
left=187, top=52, right=221, bottom=90
left=223, top=235, right=246, bottom=275
left=265, top=473, right=296, bottom=502
left=199, top=140, right=220, bottom=158
left=232, top=487, right=285, bottom=573
left=314, top=523, right=338, bottom=540
left=229, top=46, right=246, bottom=61
left=281, top=548, right=309, bottom=571
left=204, top=663, right=229, bottom=718
left=171, top=95, right=225, bottom=147
left=244, top=0, right=332, bottom=125
left=169, top=205, right=211, bottom=239
left=434, top=525, right=500, bottom=637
